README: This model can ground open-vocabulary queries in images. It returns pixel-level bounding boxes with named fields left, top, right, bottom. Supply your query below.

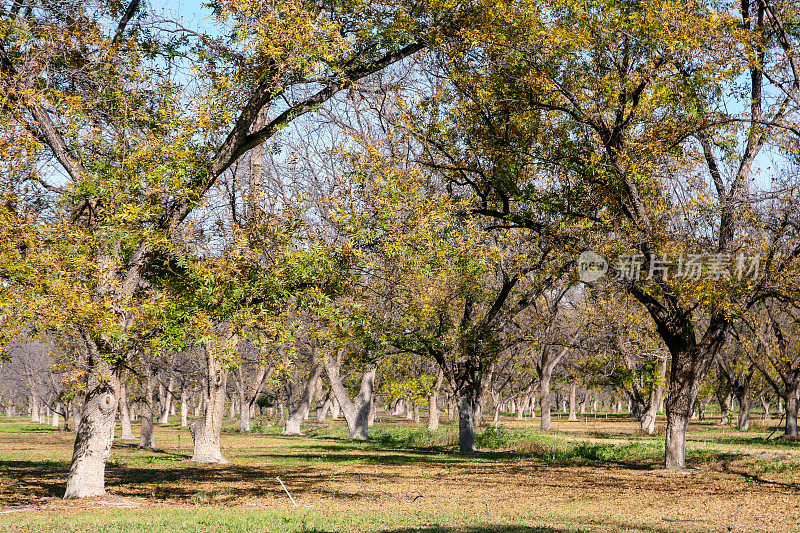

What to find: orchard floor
left=0, top=413, right=798, bottom=532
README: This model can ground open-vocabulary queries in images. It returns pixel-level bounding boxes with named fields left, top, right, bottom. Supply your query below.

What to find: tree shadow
left=379, top=527, right=564, bottom=533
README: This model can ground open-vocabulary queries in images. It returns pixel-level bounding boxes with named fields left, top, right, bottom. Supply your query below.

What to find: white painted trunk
left=181, top=392, right=188, bottom=428
left=190, top=345, right=229, bottom=463
left=118, top=382, right=135, bottom=440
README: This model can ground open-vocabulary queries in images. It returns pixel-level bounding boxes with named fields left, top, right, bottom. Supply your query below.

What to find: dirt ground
left=0, top=414, right=798, bottom=532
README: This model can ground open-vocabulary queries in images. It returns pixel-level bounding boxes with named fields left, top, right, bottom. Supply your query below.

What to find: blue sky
left=157, top=0, right=216, bottom=32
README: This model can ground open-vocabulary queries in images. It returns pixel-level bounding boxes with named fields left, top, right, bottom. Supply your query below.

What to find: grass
left=0, top=412, right=798, bottom=531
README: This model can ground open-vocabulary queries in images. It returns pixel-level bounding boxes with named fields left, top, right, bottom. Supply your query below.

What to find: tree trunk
left=324, top=355, right=375, bottom=440
left=317, top=396, right=332, bottom=423
left=331, top=397, right=341, bottom=419
left=458, top=393, right=477, bottom=453
left=238, top=391, right=251, bottom=432
left=785, top=391, right=799, bottom=438
left=760, top=395, right=771, bottom=421
left=181, top=390, right=189, bottom=428
left=63, top=341, right=119, bottom=499
left=158, top=375, right=175, bottom=425
left=368, top=396, right=376, bottom=427
left=719, top=391, right=734, bottom=426
left=52, top=404, right=61, bottom=428
left=284, top=360, right=323, bottom=436
left=139, top=370, right=156, bottom=449
left=568, top=382, right=578, bottom=421
left=30, top=395, right=39, bottom=424
left=664, top=409, right=688, bottom=470
left=640, top=390, right=659, bottom=435
left=190, top=343, right=230, bottom=463
left=664, top=344, right=718, bottom=469
left=428, top=369, right=444, bottom=431
left=540, top=371, right=552, bottom=430
left=736, top=393, right=751, bottom=431
left=118, top=381, right=135, bottom=440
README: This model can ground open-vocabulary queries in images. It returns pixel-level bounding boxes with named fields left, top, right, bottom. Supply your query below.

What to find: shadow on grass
left=379, top=521, right=674, bottom=533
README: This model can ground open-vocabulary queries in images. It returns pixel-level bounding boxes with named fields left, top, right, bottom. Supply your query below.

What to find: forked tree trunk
left=317, top=396, right=332, bottom=423
left=718, top=391, right=734, bottom=426
left=63, top=340, right=119, bottom=499
left=139, top=370, right=156, bottom=449
left=284, top=360, right=323, bottom=436
left=568, top=383, right=578, bottom=422
left=118, top=381, right=135, bottom=440
left=737, top=393, right=751, bottom=431
left=427, top=369, right=444, bottom=431
left=641, top=356, right=666, bottom=435
left=324, top=355, right=375, bottom=440
left=190, top=344, right=229, bottom=463
left=331, top=397, right=341, bottom=420
left=760, top=395, right=771, bottom=420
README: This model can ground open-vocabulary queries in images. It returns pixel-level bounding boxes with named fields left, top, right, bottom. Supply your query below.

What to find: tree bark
left=458, top=393, right=477, bottom=453
left=181, top=390, right=189, bottom=428
left=118, top=381, right=135, bottom=440
left=664, top=409, right=688, bottom=470
left=428, top=369, right=443, bottom=431
left=138, top=369, right=156, bottom=449
left=324, top=354, right=375, bottom=440
left=284, top=359, right=323, bottom=436
left=158, top=375, right=175, bottom=425
left=663, top=336, right=722, bottom=469
left=190, top=343, right=229, bottom=463
left=63, top=339, right=119, bottom=499
left=540, top=370, right=553, bottom=430
left=29, top=394, right=39, bottom=424
left=760, top=394, right=771, bottom=421
left=736, top=392, right=751, bottom=431
left=785, top=391, right=799, bottom=438
left=52, top=404, right=61, bottom=428
left=568, top=382, right=578, bottom=422
left=317, top=395, right=332, bottom=423
left=368, top=396, right=376, bottom=426
left=640, top=356, right=666, bottom=435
